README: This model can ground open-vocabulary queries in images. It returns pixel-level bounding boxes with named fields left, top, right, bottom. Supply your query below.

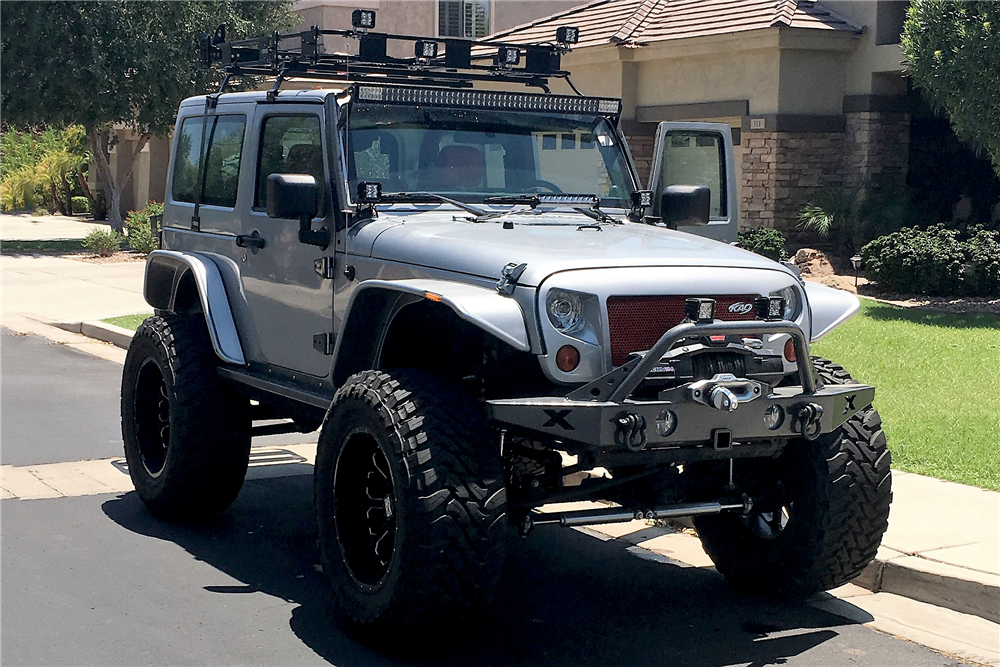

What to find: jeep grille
left=607, top=295, right=759, bottom=366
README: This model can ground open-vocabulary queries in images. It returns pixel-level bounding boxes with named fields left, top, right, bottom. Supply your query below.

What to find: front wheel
left=694, top=357, right=892, bottom=596
left=315, top=370, right=513, bottom=628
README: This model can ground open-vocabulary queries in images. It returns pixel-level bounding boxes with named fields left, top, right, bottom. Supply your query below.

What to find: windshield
left=345, top=102, right=635, bottom=207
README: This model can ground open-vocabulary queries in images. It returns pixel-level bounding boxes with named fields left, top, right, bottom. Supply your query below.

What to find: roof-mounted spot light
left=414, top=40, right=438, bottom=59
left=556, top=26, right=580, bottom=45
left=357, top=181, right=382, bottom=203
left=685, top=298, right=716, bottom=323
left=497, top=46, right=520, bottom=67
left=352, top=9, right=376, bottom=30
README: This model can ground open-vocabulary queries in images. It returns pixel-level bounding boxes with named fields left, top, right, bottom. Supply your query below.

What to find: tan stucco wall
left=822, top=0, right=907, bottom=95
left=293, top=0, right=580, bottom=41
left=776, top=48, right=849, bottom=115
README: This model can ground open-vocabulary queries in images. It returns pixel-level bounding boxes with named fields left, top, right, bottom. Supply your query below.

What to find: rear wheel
left=694, top=357, right=892, bottom=596
left=315, top=369, right=513, bottom=627
left=121, top=314, right=251, bottom=519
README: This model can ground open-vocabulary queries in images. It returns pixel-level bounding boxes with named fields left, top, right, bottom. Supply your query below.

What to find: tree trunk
left=49, top=180, right=67, bottom=215
left=61, top=173, right=74, bottom=215
left=87, top=129, right=152, bottom=232
left=88, top=129, right=122, bottom=232
left=76, top=169, right=97, bottom=214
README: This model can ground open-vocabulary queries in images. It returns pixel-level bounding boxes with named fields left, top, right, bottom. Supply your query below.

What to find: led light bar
left=357, top=85, right=622, bottom=116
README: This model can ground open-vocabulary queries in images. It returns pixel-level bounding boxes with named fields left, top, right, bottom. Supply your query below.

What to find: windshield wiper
left=572, top=199, right=621, bottom=225
left=379, top=192, right=487, bottom=218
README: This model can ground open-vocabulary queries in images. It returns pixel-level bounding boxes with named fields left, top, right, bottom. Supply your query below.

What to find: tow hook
left=688, top=373, right=763, bottom=411
left=614, top=412, right=647, bottom=451
left=793, top=402, right=824, bottom=440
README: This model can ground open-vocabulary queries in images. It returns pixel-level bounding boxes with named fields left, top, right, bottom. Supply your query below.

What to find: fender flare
left=333, top=279, right=530, bottom=384
left=804, top=281, right=861, bottom=341
left=143, top=250, right=246, bottom=365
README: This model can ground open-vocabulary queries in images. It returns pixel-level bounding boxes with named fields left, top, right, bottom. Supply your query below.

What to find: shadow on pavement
left=103, top=475, right=871, bottom=667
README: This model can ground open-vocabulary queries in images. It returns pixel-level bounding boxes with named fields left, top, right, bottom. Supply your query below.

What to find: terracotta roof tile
left=486, top=0, right=861, bottom=48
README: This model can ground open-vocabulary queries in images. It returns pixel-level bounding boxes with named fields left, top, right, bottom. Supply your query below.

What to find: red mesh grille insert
left=607, top=295, right=758, bottom=366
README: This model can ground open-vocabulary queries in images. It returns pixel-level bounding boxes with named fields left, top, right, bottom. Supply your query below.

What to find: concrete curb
left=856, top=556, right=999, bottom=625
left=54, top=320, right=134, bottom=349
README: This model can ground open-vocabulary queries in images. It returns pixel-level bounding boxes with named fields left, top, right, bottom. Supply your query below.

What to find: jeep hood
left=365, top=211, right=788, bottom=286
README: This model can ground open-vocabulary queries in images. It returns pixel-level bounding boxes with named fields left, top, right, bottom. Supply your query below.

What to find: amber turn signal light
left=556, top=345, right=581, bottom=372
left=783, top=338, right=796, bottom=362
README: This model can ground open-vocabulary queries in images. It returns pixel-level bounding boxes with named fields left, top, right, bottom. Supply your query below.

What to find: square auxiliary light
left=556, top=26, right=580, bottom=45
left=631, top=190, right=653, bottom=208
left=352, top=9, right=376, bottom=29
left=685, top=298, right=716, bottom=323
left=357, top=181, right=382, bottom=203
left=415, top=40, right=438, bottom=59
left=497, top=46, right=520, bottom=66
left=754, top=296, right=786, bottom=321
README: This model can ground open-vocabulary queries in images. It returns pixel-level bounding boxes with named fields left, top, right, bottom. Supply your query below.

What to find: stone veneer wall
left=741, top=112, right=910, bottom=231
left=626, top=133, right=655, bottom=186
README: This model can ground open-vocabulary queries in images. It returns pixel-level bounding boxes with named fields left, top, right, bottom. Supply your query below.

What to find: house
left=487, top=0, right=921, bottom=232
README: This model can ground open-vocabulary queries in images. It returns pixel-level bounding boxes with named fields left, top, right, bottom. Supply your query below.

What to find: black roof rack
left=200, top=13, right=581, bottom=95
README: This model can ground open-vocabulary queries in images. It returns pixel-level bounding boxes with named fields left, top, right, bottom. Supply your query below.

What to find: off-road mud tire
left=315, top=369, right=513, bottom=628
left=694, top=356, right=892, bottom=597
left=121, top=314, right=251, bottom=519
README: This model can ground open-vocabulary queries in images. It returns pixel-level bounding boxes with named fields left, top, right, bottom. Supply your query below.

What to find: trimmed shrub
left=736, top=227, right=788, bottom=262
left=861, top=224, right=1000, bottom=296
left=71, top=196, right=90, bottom=214
left=83, top=228, right=124, bottom=257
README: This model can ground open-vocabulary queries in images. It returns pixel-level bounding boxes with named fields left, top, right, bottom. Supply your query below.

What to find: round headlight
left=772, top=286, right=802, bottom=321
left=546, top=289, right=585, bottom=334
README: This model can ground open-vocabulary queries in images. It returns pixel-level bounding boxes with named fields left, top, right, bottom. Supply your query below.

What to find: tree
left=1, top=1, right=296, bottom=231
left=902, top=1, right=1000, bottom=176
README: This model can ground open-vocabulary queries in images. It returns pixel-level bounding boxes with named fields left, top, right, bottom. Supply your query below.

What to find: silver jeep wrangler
left=121, top=15, right=891, bottom=629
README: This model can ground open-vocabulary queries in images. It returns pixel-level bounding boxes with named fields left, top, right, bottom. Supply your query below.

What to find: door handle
left=236, top=230, right=266, bottom=253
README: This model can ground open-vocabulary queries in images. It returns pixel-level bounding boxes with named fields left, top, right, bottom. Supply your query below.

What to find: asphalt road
left=0, top=330, right=975, bottom=666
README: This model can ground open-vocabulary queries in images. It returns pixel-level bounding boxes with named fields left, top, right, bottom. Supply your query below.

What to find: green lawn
left=1, top=239, right=85, bottom=253
left=101, top=313, right=151, bottom=331
left=811, top=298, right=1000, bottom=491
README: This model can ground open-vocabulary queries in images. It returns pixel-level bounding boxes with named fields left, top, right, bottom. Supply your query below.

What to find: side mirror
left=266, top=174, right=328, bottom=248
left=661, top=185, right=710, bottom=227
left=266, top=173, right=318, bottom=220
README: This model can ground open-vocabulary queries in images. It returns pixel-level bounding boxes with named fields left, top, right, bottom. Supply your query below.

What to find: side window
left=171, top=115, right=246, bottom=208
left=657, top=131, right=726, bottom=218
left=256, top=115, right=325, bottom=214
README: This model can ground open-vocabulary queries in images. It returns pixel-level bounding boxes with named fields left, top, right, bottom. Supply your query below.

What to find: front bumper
left=487, top=319, right=873, bottom=451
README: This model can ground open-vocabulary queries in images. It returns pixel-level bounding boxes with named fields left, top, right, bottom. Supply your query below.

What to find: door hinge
left=313, top=332, right=336, bottom=355
left=313, top=256, right=336, bottom=279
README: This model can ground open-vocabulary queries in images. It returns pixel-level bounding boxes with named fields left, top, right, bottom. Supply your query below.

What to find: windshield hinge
left=313, top=256, right=336, bottom=279
left=496, top=262, right=527, bottom=296
left=313, top=332, right=336, bottom=355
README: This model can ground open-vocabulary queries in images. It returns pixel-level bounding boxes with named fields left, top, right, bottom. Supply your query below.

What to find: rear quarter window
left=172, top=114, right=247, bottom=208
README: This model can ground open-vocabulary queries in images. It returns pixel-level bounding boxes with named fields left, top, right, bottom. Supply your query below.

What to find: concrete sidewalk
left=2, top=221, right=998, bottom=660
left=1, top=212, right=108, bottom=241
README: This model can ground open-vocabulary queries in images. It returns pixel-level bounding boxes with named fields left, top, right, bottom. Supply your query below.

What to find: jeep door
left=238, top=104, right=334, bottom=379
left=647, top=121, right=738, bottom=242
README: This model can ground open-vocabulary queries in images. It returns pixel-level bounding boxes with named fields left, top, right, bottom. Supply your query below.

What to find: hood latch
left=496, top=262, right=527, bottom=296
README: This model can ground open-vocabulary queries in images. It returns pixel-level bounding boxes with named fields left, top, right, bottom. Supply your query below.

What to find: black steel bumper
left=487, top=319, right=874, bottom=450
